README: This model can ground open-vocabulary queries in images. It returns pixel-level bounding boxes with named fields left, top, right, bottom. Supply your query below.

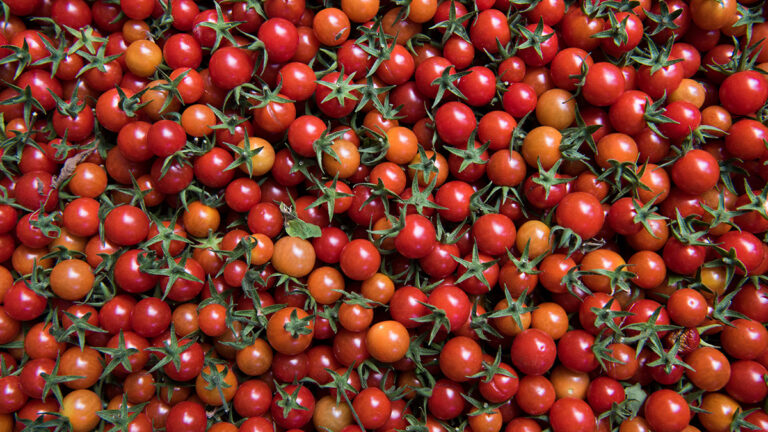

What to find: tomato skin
left=583, top=62, right=624, bottom=107
left=271, top=385, right=315, bottom=429
left=0, top=376, right=26, bottom=414
left=435, top=102, right=477, bottom=147
left=267, top=307, right=315, bottom=355
left=394, top=214, right=437, bottom=259
left=644, top=389, right=691, bottom=432
left=685, top=347, right=731, bottom=391
left=670, top=149, right=719, bottom=195
left=721, top=318, right=768, bottom=360
left=510, top=329, right=556, bottom=376
left=166, top=401, right=206, bottom=432
left=555, top=192, right=604, bottom=239
left=340, top=239, right=381, bottom=281
left=4, top=282, right=47, bottom=321
left=469, top=9, right=510, bottom=54
left=549, top=398, right=596, bottom=432
left=726, top=360, right=768, bottom=404
left=427, top=379, right=466, bottom=420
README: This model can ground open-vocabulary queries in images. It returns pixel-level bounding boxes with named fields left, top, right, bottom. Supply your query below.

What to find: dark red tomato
left=352, top=388, right=392, bottom=429
left=608, top=90, right=651, bottom=136
left=600, top=12, right=643, bottom=56
left=582, top=62, right=624, bottom=107
left=394, top=214, right=436, bottom=259
left=469, top=9, right=511, bottom=54
left=623, top=300, right=671, bottom=337
left=516, top=375, right=555, bottom=415
left=339, top=239, right=380, bottom=281
left=517, top=23, right=558, bottom=66
left=4, top=282, right=47, bottom=321
left=549, top=398, right=596, bottom=432
left=162, top=338, right=204, bottom=381
left=555, top=192, right=604, bottom=239
left=727, top=119, right=768, bottom=160
left=428, top=285, right=472, bottom=332
left=579, top=292, right=622, bottom=335
left=0, top=376, right=26, bottom=414
left=721, top=318, right=768, bottom=360
left=104, top=205, right=150, bottom=246
left=270, top=385, right=315, bottom=429
left=162, top=257, right=205, bottom=302
left=99, top=295, right=137, bottom=334
left=663, top=237, right=706, bottom=276
left=114, top=250, right=158, bottom=294
left=15, top=171, right=58, bottom=212
left=557, top=330, right=598, bottom=373
left=427, top=379, right=466, bottom=421
left=587, top=377, right=625, bottom=413
left=658, top=101, right=701, bottom=141
left=436, top=181, right=475, bottom=222
left=315, top=72, right=359, bottom=118
left=637, top=63, right=684, bottom=101
left=723, top=359, right=767, bottom=405
left=234, top=380, right=272, bottom=418
left=389, top=285, right=429, bottom=328
left=148, top=120, right=186, bottom=157
left=278, top=62, right=316, bottom=101
left=457, top=66, right=496, bottom=107
left=666, top=288, right=707, bottom=327
left=131, top=297, right=171, bottom=338
left=434, top=102, right=476, bottom=147
left=163, top=33, right=203, bottom=69
left=259, top=18, right=298, bottom=64
left=16, top=69, right=62, bottom=112
left=472, top=213, right=516, bottom=256
left=719, top=70, right=768, bottom=116
left=456, top=251, right=499, bottom=295
left=670, top=149, right=719, bottom=195
left=510, top=329, right=556, bottom=375
left=166, top=401, right=206, bottom=432
left=718, top=231, right=765, bottom=275
left=209, top=47, right=254, bottom=90
left=560, top=7, right=603, bottom=51
left=732, top=283, right=768, bottom=323
left=96, top=87, right=135, bottom=132
left=194, top=148, right=235, bottom=189
left=439, top=336, right=482, bottom=382
left=644, top=389, right=690, bottom=432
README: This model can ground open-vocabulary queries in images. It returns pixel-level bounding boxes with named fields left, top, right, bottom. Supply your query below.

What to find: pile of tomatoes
left=1, top=0, right=768, bottom=431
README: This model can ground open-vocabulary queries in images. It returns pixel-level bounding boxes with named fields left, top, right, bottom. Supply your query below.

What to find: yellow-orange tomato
left=366, top=320, right=410, bottom=362
left=125, top=39, right=162, bottom=77
left=361, top=273, right=395, bottom=304
left=69, top=163, right=107, bottom=198
left=308, top=266, right=345, bottom=305
left=182, top=104, right=216, bottom=137
left=236, top=338, right=273, bottom=376
left=515, top=220, right=551, bottom=257
left=322, top=139, right=360, bottom=179
left=313, top=395, right=354, bottom=432
left=272, top=236, right=316, bottom=278
left=60, top=389, right=102, bottom=432
left=550, top=365, right=590, bottom=399
left=386, top=126, right=419, bottom=164
left=237, top=137, right=276, bottom=177
left=521, top=126, right=562, bottom=169
left=196, top=364, right=238, bottom=406
left=182, top=201, right=221, bottom=237
left=50, top=259, right=94, bottom=300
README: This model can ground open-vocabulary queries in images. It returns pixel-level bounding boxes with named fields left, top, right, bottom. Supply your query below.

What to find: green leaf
left=285, top=216, right=322, bottom=240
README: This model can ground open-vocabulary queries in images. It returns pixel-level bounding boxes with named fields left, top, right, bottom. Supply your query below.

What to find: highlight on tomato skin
left=0, top=0, right=768, bottom=430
